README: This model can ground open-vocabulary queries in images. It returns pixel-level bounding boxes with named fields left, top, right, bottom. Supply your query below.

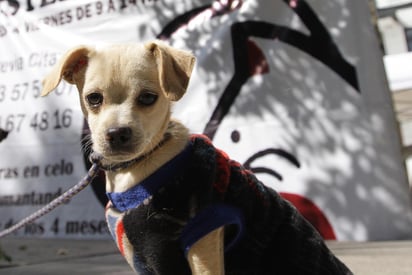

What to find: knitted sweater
left=105, top=134, right=352, bottom=275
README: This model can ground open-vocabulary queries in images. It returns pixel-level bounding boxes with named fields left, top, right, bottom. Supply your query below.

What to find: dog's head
left=41, top=42, right=195, bottom=162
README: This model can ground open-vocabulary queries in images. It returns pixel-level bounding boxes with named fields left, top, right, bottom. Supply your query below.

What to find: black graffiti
left=244, top=149, right=301, bottom=181
left=157, top=5, right=208, bottom=39
left=203, top=0, right=359, bottom=139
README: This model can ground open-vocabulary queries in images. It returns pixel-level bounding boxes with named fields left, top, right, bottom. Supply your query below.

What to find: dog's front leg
left=187, top=226, right=225, bottom=275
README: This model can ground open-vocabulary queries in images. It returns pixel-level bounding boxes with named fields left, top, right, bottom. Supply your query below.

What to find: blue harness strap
left=106, top=142, right=193, bottom=212
left=180, top=203, right=245, bottom=257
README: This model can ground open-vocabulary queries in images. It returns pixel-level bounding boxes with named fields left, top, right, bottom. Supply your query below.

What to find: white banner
left=375, top=0, right=412, bottom=9
left=0, top=0, right=411, bottom=241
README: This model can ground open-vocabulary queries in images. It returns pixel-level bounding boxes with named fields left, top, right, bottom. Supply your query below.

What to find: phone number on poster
left=0, top=109, right=73, bottom=133
left=0, top=80, right=73, bottom=102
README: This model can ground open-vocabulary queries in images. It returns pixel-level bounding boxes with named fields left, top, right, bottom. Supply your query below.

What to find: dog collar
left=91, top=133, right=172, bottom=172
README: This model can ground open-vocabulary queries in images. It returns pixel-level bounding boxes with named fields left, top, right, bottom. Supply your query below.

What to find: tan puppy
left=42, top=42, right=223, bottom=274
left=41, top=41, right=352, bottom=275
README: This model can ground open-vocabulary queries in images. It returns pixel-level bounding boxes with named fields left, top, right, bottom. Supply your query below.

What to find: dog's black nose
left=106, top=127, right=133, bottom=149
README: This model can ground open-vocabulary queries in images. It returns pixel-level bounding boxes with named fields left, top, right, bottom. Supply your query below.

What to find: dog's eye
left=137, top=91, right=158, bottom=106
left=86, top=93, right=103, bottom=107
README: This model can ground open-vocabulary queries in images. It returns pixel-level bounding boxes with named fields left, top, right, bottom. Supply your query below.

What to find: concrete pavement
left=0, top=238, right=411, bottom=274
left=329, top=241, right=412, bottom=275
left=0, top=238, right=133, bottom=275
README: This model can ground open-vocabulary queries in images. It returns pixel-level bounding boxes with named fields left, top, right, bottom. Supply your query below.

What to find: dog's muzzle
left=90, top=132, right=172, bottom=172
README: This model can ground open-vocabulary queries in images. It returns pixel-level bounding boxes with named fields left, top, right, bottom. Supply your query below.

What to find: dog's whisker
left=80, top=134, right=92, bottom=146
left=81, top=139, right=92, bottom=149
left=80, top=139, right=93, bottom=155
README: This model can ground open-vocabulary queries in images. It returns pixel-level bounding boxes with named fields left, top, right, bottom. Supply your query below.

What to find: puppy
left=41, top=41, right=352, bottom=275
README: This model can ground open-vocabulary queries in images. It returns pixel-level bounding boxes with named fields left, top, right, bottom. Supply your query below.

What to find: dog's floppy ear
left=146, top=42, right=195, bottom=101
left=41, top=46, right=92, bottom=96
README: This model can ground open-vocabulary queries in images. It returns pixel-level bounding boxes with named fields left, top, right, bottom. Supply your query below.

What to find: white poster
left=0, top=0, right=411, bottom=241
left=375, top=0, right=412, bottom=9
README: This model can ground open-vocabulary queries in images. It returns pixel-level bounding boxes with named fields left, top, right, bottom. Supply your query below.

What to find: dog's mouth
left=91, top=133, right=172, bottom=172
left=98, top=147, right=139, bottom=162
left=90, top=143, right=138, bottom=166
